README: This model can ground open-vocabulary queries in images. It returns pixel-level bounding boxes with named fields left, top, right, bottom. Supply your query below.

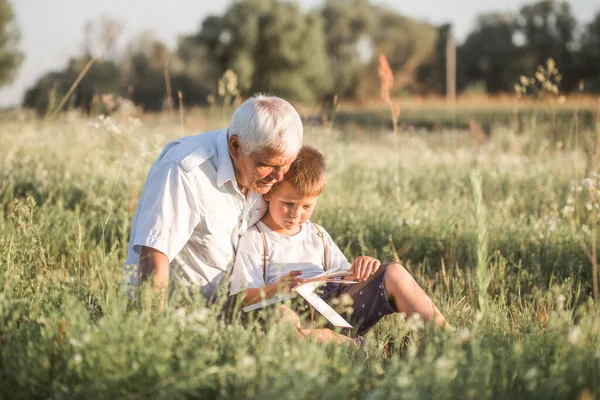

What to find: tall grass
left=0, top=108, right=599, bottom=398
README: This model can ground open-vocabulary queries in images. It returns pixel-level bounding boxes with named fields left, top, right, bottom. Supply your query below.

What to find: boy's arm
left=318, top=225, right=380, bottom=282
left=238, top=270, right=304, bottom=306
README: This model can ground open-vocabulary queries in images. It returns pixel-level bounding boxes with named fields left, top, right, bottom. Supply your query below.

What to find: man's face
left=264, top=181, right=318, bottom=235
left=228, top=136, right=295, bottom=195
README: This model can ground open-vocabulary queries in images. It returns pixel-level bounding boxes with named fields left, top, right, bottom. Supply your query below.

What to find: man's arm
left=139, top=246, right=169, bottom=309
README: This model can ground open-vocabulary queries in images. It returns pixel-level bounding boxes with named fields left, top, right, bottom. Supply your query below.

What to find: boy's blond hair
left=271, top=145, right=326, bottom=197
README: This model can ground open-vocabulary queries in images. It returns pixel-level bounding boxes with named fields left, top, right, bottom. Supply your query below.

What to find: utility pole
left=446, top=33, right=456, bottom=103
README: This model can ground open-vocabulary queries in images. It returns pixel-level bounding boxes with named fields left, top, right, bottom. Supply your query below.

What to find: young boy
left=230, top=146, right=451, bottom=337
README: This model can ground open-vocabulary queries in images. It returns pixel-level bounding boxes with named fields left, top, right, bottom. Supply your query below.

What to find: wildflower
left=406, top=313, right=424, bottom=331
left=73, top=354, right=83, bottom=365
left=453, top=328, right=471, bottom=344
left=582, top=178, right=595, bottom=190
left=535, top=71, right=545, bottom=82
left=81, top=332, right=92, bottom=344
left=396, top=373, right=411, bottom=388
left=519, top=76, right=529, bottom=86
left=190, top=309, right=209, bottom=323
left=475, top=311, right=484, bottom=322
left=568, top=326, right=582, bottom=345
left=240, top=355, right=256, bottom=368
left=378, top=54, right=394, bottom=103
left=524, top=366, right=538, bottom=390
left=175, top=308, right=187, bottom=326
left=435, top=355, right=457, bottom=380
left=555, top=294, right=566, bottom=310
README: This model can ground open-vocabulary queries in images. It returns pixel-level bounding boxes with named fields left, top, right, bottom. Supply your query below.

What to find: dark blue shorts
left=321, top=262, right=397, bottom=336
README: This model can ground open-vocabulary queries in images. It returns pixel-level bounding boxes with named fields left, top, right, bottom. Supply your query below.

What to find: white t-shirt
left=124, top=129, right=267, bottom=299
left=230, top=220, right=351, bottom=295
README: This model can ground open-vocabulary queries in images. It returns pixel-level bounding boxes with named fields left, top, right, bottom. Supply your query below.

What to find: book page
left=295, top=282, right=353, bottom=329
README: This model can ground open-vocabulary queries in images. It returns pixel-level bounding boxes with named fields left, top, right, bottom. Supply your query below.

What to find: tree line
left=1, top=0, right=600, bottom=113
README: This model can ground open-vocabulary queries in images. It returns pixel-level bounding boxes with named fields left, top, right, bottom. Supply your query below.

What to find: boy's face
left=263, top=181, right=318, bottom=235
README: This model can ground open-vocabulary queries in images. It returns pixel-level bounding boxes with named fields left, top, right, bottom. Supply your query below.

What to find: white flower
left=582, top=178, right=595, bottom=190
left=524, top=367, right=538, bottom=381
left=81, top=332, right=92, bottom=344
left=240, top=355, right=256, bottom=368
left=568, top=326, right=582, bottom=345
left=73, top=354, right=83, bottom=365
left=407, top=313, right=424, bottom=331
left=397, top=373, right=411, bottom=388
left=175, top=308, right=187, bottom=326
left=435, top=356, right=457, bottom=380
left=475, top=311, right=484, bottom=322
left=190, top=309, right=209, bottom=323
left=453, top=328, right=471, bottom=344
left=555, top=294, right=566, bottom=310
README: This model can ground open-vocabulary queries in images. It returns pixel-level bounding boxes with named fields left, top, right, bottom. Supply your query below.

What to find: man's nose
left=270, top=168, right=284, bottom=182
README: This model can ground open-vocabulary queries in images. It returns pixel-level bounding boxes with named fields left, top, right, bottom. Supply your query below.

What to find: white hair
left=228, top=94, right=303, bottom=158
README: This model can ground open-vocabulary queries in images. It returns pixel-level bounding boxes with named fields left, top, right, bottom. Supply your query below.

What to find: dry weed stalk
left=378, top=54, right=399, bottom=134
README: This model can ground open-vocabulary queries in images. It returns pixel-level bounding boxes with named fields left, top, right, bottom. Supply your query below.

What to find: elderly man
left=124, top=95, right=303, bottom=305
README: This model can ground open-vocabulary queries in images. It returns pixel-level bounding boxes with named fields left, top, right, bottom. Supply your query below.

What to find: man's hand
left=273, top=270, right=304, bottom=294
left=139, top=246, right=169, bottom=310
left=349, top=256, right=381, bottom=282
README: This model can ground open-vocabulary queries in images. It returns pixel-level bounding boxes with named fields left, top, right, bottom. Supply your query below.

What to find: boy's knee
left=384, top=262, right=409, bottom=284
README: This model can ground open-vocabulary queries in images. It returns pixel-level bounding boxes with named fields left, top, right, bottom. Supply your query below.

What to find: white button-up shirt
left=124, top=129, right=268, bottom=299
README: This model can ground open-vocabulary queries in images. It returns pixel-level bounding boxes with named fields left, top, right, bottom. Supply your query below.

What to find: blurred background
left=0, top=0, right=598, bottom=113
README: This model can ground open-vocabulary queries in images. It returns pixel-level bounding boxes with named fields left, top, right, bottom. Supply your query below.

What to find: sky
left=0, top=0, right=596, bottom=107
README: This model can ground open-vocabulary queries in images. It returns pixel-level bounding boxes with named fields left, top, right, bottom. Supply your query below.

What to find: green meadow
left=0, top=104, right=599, bottom=399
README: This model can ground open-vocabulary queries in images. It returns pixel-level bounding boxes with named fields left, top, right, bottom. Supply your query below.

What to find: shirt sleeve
left=230, top=228, right=266, bottom=295
left=130, top=159, right=202, bottom=262
left=319, top=225, right=352, bottom=271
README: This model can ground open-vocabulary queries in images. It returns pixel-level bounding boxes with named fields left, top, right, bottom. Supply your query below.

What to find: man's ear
left=228, top=135, right=241, bottom=160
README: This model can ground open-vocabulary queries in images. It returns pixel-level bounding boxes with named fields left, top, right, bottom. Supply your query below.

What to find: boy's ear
left=263, top=192, right=271, bottom=202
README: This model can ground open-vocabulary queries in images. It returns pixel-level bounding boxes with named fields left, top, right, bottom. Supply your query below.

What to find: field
left=1, top=101, right=599, bottom=399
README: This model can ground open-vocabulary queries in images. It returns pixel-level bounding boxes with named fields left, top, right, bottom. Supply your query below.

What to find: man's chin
left=253, top=183, right=274, bottom=194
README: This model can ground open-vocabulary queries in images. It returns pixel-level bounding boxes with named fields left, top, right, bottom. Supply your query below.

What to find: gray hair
left=228, top=94, right=303, bottom=158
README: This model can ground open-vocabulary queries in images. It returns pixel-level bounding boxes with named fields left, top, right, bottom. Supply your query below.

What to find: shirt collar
left=216, top=128, right=237, bottom=188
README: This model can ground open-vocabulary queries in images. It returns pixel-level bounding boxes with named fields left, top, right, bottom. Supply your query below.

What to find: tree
left=23, top=56, right=121, bottom=113
left=182, top=0, right=331, bottom=104
left=321, top=0, right=376, bottom=99
left=580, top=12, right=600, bottom=91
left=0, top=0, right=23, bottom=86
left=518, top=0, right=578, bottom=90
left=458, top=12, right=522, bottom=94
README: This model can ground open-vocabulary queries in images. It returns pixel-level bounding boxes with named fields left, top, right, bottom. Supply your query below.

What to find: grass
left=0, top=104, right=599, bottom=399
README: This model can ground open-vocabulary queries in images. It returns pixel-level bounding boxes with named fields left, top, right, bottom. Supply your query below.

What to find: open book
left=242, top=269, right=357, bottom=329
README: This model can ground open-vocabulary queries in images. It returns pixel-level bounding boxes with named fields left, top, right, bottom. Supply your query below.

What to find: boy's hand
left=274, top=270, right=304, bottom=293
left=349, top=256, right=381, bottom=282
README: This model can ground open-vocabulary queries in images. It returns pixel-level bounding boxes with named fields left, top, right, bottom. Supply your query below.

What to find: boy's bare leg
left=300, top=328, right=353, bottom=344
left=383, top=263, right=453, bottom=330
left=275, top=305, right=353, bottom=344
